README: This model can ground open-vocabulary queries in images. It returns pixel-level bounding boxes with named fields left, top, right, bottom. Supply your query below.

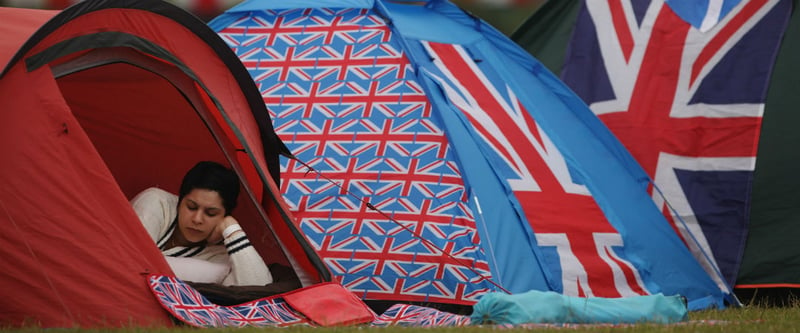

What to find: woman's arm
left=216, top=216, right=274, bottom=286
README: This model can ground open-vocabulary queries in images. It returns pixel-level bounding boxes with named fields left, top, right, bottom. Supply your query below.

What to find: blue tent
left=209, top=0, right=732, bottom=310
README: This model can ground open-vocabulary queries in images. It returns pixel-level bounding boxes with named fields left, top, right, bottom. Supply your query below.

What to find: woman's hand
left=207, top=216, right=240, bottom=245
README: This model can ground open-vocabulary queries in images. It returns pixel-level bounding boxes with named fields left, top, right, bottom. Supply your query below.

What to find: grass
left=6, top=302, right=800, bottom=333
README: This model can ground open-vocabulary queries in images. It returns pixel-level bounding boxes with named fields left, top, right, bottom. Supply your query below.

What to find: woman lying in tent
left=130, top=161, right=273, bottom=286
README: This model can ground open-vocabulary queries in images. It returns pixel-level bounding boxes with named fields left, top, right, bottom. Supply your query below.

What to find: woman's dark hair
left=178, top=161, right=240, bottom=215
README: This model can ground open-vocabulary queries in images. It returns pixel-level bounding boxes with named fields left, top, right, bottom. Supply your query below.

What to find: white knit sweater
left=131, top=187, right=273, bottom=286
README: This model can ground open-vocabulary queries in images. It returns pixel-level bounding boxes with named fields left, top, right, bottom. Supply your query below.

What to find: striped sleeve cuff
left=225, top=234, right=251, bottom=255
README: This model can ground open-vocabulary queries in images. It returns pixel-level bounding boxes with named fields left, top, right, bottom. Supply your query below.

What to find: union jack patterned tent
left=209, top=0, right=733, bottom=310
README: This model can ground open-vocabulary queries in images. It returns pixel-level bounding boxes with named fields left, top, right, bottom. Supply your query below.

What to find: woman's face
left=176, top=188, right=226, bottom=245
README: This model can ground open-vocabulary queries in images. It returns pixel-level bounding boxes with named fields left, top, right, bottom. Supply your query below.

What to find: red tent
left=4, top=0, right=240, bottom=20
left=0, top=0, right=329, bottom=327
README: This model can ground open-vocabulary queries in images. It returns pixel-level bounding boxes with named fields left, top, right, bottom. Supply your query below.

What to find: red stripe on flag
left=609, top=0, right=634, bottom=62
left=691, top=0, right=769, bottom=86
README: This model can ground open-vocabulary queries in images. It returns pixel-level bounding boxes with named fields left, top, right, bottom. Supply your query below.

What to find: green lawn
left=7, top=302, right=800, bottom=333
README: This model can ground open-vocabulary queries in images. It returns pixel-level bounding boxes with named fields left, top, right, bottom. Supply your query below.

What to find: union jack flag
left=147, top=275, right=311, bottom=327
left=561, top=0, right=791, bottom=289
left=371, top=303, right=470, bottom=327
left=422, top=41, right=649, bottom=298
left=217, top=8, right=495, bottom=304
